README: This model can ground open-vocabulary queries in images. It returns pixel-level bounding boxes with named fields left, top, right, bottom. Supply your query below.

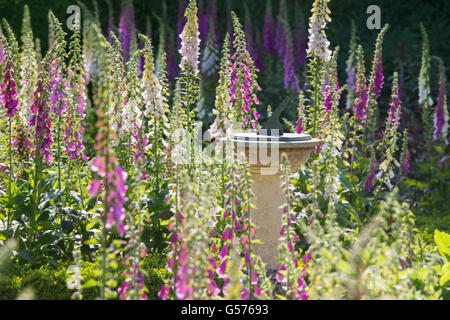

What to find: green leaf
left=14, top=192, right=28, bottom=206
left=440, top=263, right=450, bottom=286
left=434, top=145, right=443, bottom=153
left=0, top=230, right=12, bottom=240
left=16, top=249, right=36, bottom=263
left=44, top=257, right=59, bottom=267
left=84, top=238, right=100, bottom=245
left=37, top=231, right=62, bottom=246
left=337, top=201, right=362, bottom=226
left=61, top=219, right=74, bottom=234
left=434, top=230, right=450, bottom=262
left=402, top=179, right=425, bottom=190
left=86, top=220, right=98, bottom=231
left=82, top=279, right=99, bottom=289
left=86, top=197, right=97, bottom=211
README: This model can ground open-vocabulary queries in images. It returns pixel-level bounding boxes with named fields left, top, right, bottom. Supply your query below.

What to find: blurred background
left=0, top=0, right=448, bottom=130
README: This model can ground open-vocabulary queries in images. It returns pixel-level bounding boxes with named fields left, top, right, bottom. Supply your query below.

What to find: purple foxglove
left=353, top=84, right=368, bottom=120
left=365, top=164, right=376, bottom=193
left=1, top=60, right=19, bottom=118
left=118, top=0, right=136, bottom=59
left=263, top=0, right=276, bottom=57
left=158, top=285, right=170, bottom=300
left=373, top=57, right=384, bottom=98
left=433, top=69, right=448, bottom=140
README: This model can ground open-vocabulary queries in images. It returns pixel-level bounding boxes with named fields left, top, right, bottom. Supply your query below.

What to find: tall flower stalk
left=294, top=3, right=307, bottom=71
left=177, top=0, right=201, bottom=168
left=345, top=21, right=358, bottom=110
left=0, top=26, right=5, bottom=69
left=87, top=32, right=129, bottom=296
left=295, top=90, right=306, bottom=134
left=47, top=14, right=67, bottom=192
left=432, top=56, right=448, bottom=142
left=418, top=23, right=433, bottom=140
left=365, top=24, right=389, bottom=142
left=29, top=51, right=54, bottom=228
left=19, top=5, right=37, bottom=121
left=277, top=154, right=308, bottom=300
left=275, top=0, right=287, bottom=60
left=229, top=11, right=261, bottom=131
left=306, top=0, right=332, bottom=137
left=281, top=18, right=299, bottom=91
left=0, top=44, right=18, bottom=228
left=2, top=19, right=20, bottom=79
left=118, top=0, right=137, bottom=61
left=263, top=0, right=276, bottom=58
left=377, top=72, right=402, bottom=191
left=209, top=33, right=233, bottom=142
left=352, top=45, right=368, bottom=122
left=141, top=34, right=169, bottom=189
left=66, top=16, right=87, bottom=169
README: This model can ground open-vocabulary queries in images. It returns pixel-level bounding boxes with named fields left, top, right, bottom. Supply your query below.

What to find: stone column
left=250, top=174, right=285, bottom=269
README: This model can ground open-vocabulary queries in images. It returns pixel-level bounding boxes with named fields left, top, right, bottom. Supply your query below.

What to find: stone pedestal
left=229, top=133, right=321, bottom=269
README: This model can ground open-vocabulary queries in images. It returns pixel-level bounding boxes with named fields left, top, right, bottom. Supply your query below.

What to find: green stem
left=31, top=136, right=41, bottom=249
left=65, top=165, right=71, bottom=205
left=100, top=150, right=109, bottom=300
left=350, top=118, right=359, bottom=199
left=100, top=112, right=111, bottom=300
left=173, top=164, right=179, bottom=296
left=7, top=119, right=12, bottom=228
left=76, top=162, right=85, bottom=209
left=57, top=114, right=62, bottom=191
left=285, top=172, right=291, bottom=299
left=154, top=117, right=159, bottom=192
left=311, top=60, right=322, bottom=137
left=246, top=171, right=253, bottom=300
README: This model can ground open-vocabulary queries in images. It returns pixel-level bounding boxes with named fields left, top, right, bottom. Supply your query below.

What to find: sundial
left=231, top=105, right=311, bottom=142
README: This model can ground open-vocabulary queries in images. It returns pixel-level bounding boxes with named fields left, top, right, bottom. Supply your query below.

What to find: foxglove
left=118, top=0, right=137, bottom=60
left=229, top=12, right=261, bottom=131
left=418, top=23, right=433, bottom=137
left=179, top=0, right=200, bottom=74
left=1, top=59, right=19, bottom=118
left=306, top=0, right=332, bottom=63
left=433, top=58, right=448, bottom=141
left=263, top=0, right=276, bottom=57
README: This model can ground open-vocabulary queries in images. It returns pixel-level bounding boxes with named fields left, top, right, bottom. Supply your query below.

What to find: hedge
left=0, top=256, right=169, bottom=300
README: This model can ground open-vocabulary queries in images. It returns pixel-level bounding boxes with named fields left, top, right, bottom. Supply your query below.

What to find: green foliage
left=0, top=254, right=169, bottom=300
left=0, top=261, right=97, bottom=300
left=298, top=189, right=445, bottom=299
left=435, top=230, right=450, bottom=262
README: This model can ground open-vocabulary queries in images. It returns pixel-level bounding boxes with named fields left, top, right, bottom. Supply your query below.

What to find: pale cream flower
left=307, top=0, right=332, bottom=62
left=142, top=69, right=164, bottom=118
left=179, top=0, right=200, bottom=74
